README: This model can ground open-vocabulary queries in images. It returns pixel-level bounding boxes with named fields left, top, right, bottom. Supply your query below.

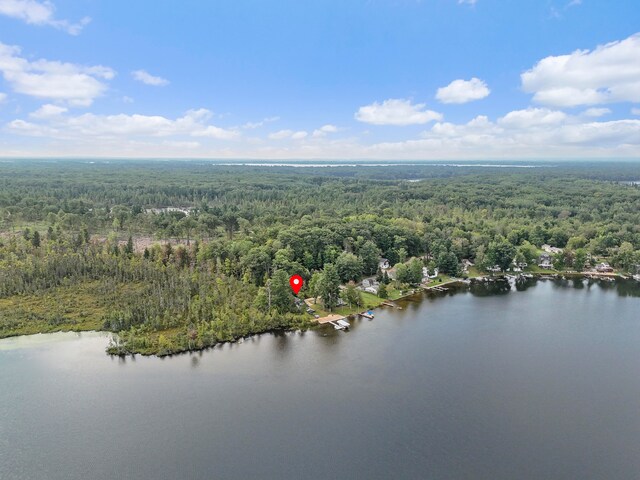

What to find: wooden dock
left=381, top=301, right=402, bottom=309
left=428, top=286, right=448, bottom=292
left=315, top=314, right=347, bottom=325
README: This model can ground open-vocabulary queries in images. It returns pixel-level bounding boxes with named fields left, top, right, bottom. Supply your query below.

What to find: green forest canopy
left=1, top=160, right=639, bottom=355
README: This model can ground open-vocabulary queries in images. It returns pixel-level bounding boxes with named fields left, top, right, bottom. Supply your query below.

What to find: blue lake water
left=1, top=278, right=639, bottom=479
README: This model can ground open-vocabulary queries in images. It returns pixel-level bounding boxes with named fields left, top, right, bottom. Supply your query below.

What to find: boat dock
left=426, top=285, right=448, bottom=292
left=381, top=301, right=402, bottom=309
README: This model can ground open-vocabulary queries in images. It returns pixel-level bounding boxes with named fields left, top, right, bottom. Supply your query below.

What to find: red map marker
left=289, top=274, right=303, bottom=295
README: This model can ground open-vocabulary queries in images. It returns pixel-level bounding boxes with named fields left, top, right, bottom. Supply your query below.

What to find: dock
left=315, top=314, right=347, bottom=325
left=427, top=286, right=448, bottom=292
left=381, top=301, right=402, bottom=309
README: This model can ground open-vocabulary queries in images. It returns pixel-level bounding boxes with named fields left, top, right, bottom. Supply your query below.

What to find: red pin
left=289, top=274, right=303, bottom=295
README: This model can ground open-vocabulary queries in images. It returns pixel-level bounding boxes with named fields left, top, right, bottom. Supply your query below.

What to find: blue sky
left=0, top=0, right=639, bottom=159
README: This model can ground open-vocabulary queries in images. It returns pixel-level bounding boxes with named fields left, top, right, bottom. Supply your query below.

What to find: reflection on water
left=0, top=279, right=639, bottom=480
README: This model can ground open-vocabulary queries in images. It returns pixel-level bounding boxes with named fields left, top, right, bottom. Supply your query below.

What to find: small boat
left=336, top=319, right=350, bottom=329
left=360, top=311, right=375, bottom=319
left=633, top=274, right=640, bottom=282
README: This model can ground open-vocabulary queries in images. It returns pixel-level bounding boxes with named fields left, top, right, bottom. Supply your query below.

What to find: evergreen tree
left=125, top=235, right=134, bottom=256
left=437, top=251, right=459, bottom=276
left=271, top=270, right=294, bottom=313
left=31, top=230, right=41, bottom=248
left=319, top=263, right=341, bottom=311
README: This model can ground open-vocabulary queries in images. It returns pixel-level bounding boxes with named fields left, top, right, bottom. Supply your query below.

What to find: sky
left=0, top=0, right=639, bottom=160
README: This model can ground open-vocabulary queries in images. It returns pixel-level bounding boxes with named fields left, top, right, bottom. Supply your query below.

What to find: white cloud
left=242, top=116, right=279, bottom=129
left=364, top=110, right=640, bottom=159
left=0, top=92, right=6, bottom=103
left=498, top=107, right=567, bottom=128
left=567, top=0, right=582, bottom=7
left=632, top=108, right=640, bottom=116
left=522, top=33, right=640, bottom=107
left=132, top=70, right=169, bottom=87
left=268, top=129, right=308, bottom=140
left=0, top=0, right=90, bottom=35
left=436, top=77, right=490, bottom=104
left=582, top=107, right=611, bottom=118
left=458, top=0, right=477, bottom=5
left=29, top=103, right=67, bottom=119
left=9, top=108, right=239, bottom=140
left=291, top=131, right=308, bottom=140
left=355, top=98, right=442, bottom=126
left=192, top=125, right=239, bottom=140
left=312, top=124, right=338, bottom=137
left=0, top=42, right=115, bottom=106
left=5, top=106, right=640, bottom=159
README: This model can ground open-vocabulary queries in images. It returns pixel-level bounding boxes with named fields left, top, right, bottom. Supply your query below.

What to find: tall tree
left=487, top=238, right=516, bottom=272
left=335, top=252, right=363, bottom=282
left=358, top=240, right=381, bottom=276
left=319, top=263, right=341, bottom=311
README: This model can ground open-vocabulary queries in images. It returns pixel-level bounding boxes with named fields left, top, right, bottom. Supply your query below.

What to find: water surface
left=1, top=279, right=639, bottom=480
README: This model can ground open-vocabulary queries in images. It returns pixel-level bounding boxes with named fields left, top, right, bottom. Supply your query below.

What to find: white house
left=596, top=262, right=613, bottom=273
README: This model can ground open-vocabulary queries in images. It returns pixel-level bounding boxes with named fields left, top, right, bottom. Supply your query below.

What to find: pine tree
left=125, top=235, right=134, bottom=256
left=31, top=230, right=41, bottom=248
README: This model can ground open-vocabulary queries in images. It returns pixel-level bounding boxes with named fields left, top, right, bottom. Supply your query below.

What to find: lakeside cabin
left=596, top=262, right=614, bottom=273
left=538, top=253, right=553, bottom=269
left=360, top=278, right=380, bottom=294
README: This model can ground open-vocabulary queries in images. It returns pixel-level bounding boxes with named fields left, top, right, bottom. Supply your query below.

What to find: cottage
left=362, top=279, right=371, bottom=288
left=459, top=259, right=474, bottom=274
left=538, top=253, right=553, bottom=269
left=364, top=286, right=379, bottom=294
left=596, top=262, right=614, bottom=273
left=379, top=258, right=391, bottom=270
left=487, top=265, right=502, bottom=272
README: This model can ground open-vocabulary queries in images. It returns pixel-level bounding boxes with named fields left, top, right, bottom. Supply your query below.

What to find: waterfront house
left=461, top=259, right=474, bottom=274
left=379, top=258, right=391, bottom=270
left=538, top=253, right=553, bottom=269
left=596, top=262, right=614, bottom=273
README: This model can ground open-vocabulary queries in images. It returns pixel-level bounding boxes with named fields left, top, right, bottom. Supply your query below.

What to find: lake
left=1, top=278, right=639, bottom=480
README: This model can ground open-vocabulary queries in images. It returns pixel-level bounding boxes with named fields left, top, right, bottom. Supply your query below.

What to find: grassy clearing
left=0, top=281, right=108, bottom=338
left=0, top=281, right=147, bottom=339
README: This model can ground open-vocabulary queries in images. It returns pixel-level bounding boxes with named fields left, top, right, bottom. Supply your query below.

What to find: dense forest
left=1, top=160, right=639, bottom=355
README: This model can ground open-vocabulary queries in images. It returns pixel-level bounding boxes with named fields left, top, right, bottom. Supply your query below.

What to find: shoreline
left=2, top=272, right=637, bottom=357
